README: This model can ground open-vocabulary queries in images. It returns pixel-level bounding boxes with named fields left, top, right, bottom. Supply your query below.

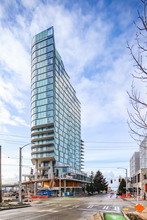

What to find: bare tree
left=127, top=0, right=147, bottom=142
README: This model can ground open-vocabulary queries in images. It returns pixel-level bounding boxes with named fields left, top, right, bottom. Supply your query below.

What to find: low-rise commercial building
left=131, top=168, right=147, bottom=197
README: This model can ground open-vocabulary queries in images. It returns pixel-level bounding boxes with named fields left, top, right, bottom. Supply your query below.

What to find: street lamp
left=19, top=143, right=34, bottom=204
left=117, top=167, right=127, bottom=198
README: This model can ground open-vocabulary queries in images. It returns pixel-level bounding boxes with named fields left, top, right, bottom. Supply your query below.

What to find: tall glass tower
left=31, top=27, right=82, bottom=176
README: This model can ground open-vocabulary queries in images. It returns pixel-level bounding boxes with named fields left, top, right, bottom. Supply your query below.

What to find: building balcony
left=31, top=123, right=54, bottom=131
left=31, top=156, right=55, bottom=165
left=31, top=133, right=54, bottom=141
left=31, top=152, right=55, bottom=165
left=31, top=127, right=54, bottom=136
left=31, top=148, right=54, bottom=155
left=31, top=140, right=54, bottom=149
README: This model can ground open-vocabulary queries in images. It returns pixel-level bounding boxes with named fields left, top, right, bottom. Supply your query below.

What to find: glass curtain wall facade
left=31, top=27, right=81, bottom=173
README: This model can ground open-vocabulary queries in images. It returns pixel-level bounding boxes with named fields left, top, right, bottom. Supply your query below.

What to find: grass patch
left=43, top=197, right=77, bottom=204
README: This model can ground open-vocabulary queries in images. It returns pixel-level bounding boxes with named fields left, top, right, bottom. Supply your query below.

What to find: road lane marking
left=26, top=213, right=51, bottom=220
left=63, top=204, right=71, bottom=207
left=68, top=205, right=80, bottom=209
left=103, top=206, right=106, bottom=209
left=87, top=205, right=93, bottom=209
left=0, top=210, right=30, bottom=217
left=78, top=209, right=120, bottom=213
left=106, top=206, right=109, bottom=209
left=38, top=209, right=58, bottom=213
left=72, top=205, right=80, bottom=208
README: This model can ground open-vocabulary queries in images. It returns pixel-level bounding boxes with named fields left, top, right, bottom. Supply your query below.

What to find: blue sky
left=0, top=0, right=145, bottom=188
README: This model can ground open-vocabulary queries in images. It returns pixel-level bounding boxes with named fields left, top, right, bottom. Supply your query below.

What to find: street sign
left=134, top=204, right=145, bottom=212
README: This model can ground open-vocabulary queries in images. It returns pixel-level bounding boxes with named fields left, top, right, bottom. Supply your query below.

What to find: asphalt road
left=0, top=193, right=139, bottom=220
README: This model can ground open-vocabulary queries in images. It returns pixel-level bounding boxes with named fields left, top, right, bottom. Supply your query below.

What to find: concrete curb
left=99, top=212, right=105, bottom=220
left=122, top=210, right=147, bottom=220
left=0, top=204, right=31, bottom=211
left=30, top=201, right=42, bottom=205
left=88, top=212, right=105, bottom=220
left=122, top=211, right=131, bottom=220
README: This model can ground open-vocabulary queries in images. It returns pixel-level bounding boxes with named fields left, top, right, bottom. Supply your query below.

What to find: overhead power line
left=84, top=148, right=138, bottom=150
left=0, top=134, right=137, bottom=143
left=1, top=164, right=32, bottom=168
left=0, top=139, right=30, bottom=144
left=85, top=161, right=129, bottom=163
left=84, top=141, right=136, bottom=143
left=0, top=134, right=30, bottom=138
left=2, top=156, right=31, bottom=160
left=0, top=141, right=31, bottom=146
left=83, top=166, right=129, bottom=168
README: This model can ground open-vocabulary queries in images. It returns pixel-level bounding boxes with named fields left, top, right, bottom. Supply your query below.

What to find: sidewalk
left=0, top=202, right=30, bottom=211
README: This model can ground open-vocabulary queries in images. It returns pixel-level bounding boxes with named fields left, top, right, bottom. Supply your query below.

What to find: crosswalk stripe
left=87, top=205, right=93, bottom=209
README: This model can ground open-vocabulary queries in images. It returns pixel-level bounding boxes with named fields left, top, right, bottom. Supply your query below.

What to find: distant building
left=140, top=137, right=147, bottom=169
left=130, top=152, right=140, bottom=178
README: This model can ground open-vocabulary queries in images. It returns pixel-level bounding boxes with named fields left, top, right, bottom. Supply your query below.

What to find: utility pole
left=0, top=146, right=2, bottom=203
left=19, top=143, right=33, bottom=204
left=59, top=170, right=61, bottom=197
left=126, top=169, right=128, bottom=198
left=137, top=187, right=138, bottom=204
left=19, top=147, right=22, bottom=204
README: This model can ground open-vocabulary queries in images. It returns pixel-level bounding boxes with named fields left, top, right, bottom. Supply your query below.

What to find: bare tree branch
left=127, top=0, right=147, bottom=142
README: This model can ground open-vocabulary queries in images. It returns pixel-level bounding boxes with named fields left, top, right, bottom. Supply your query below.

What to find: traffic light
left=30, top=168, right=33, bottom=175
left=119, top=179, right=121, bottom=182
left=111, top=180, right=113, bottom=184
left=144, top=174, right=146, bottom=179
left=55, top=169, right=59, bottom=177
left=139, top=188, right=141, bottom=191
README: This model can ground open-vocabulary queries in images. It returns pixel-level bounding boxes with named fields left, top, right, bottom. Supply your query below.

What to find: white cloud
left=0, top=27, right=30, bottom=88
left=12, top=116, right=30, bottom=127
left=0, top=126, right=8, bottom=133
left=0, top=101, right=29, bottom=127
left=0, top=76, right=26, bottom=113
left=0, top=0, right=144, bottom=183
left=2, top=154, right=18, bottom=184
